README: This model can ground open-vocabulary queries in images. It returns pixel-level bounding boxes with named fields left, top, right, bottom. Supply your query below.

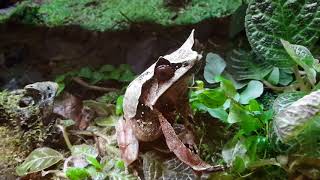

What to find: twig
left=57, top=125, right=73, bottom=151
left=262, top=80, right=287, bottom=92
left=72, top=77, right=119, bottom=92
left=293, top=66, right=308, bottom=91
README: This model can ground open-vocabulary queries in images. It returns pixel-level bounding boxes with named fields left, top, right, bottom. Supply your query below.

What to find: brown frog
left=122, top=30, right=201, bottom=142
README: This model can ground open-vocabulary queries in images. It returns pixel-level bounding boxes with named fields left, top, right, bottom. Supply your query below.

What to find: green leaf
left=71, top=144, right=98, bottom=158
left=16, top=147, right=64, bottom=176
left=78, top=67, right=93, bottom=79
left=246, top=99, right=262, bottom=112
left=99, top=64, right=115, bottom=72
left=267, top=67, right=280, bottom=85
left=226, top=49, right=273, bottom=81
left=116, top=95, right=124, bottom=115
left=204, top=53, right=226, bottom=83
left=66, top=167, right=90, bottom=180
left=197, top=89, right=227, bottom=109
left=119, top=69, right=135, bottom=82
left=215, top=76, right=237, bottom=98
left=272, top=91, right=306, bottom=115
left=87, top=156, right=103, bottom=170
left=143, top=152, right=198, bottom=180
left=245, top=0, right=320, bottom=68
left=228, top=102, right=261, bottom=133
left=232, top=156, right=246, bottom=173
left=239, top=80, right=264, bottom=104
left=95, top=116, right=118, bottom=127
left=208, top=107, right=228, bottom=122
left=281, top=40, right=318, bottom=85
left=83, top=100, right=115, bottom=116
left=273, top=90, right=320, bottom=142
left=86, top=166, right=107, bottom=180
left=228, top=102, right=250, bottom=123
left=222, top=140, right=247, bottom=165
left=115, top=160, right=125, bottom=170
left=61, top=119, right=76, bottom=127
left=279, top=69, right=294, bottom=86
left=91, top=71, right=104, bottom=84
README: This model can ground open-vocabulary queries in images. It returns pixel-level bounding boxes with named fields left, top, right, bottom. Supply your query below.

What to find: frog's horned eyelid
left=156, top=57, right=171, bottom=67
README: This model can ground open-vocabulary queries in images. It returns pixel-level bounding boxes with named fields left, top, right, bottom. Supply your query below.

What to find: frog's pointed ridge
left=123, top=30, right=199, bottom=120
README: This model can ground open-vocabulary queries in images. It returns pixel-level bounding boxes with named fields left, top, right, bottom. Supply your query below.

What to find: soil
left=0, top=17, right=241, bottom=89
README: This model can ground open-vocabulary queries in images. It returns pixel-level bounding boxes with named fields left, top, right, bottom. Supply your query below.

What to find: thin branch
left=262, top=80, right=287, bottom=92
left=293, top=66, right=308, bottom=91
left=56, top=125, right=73, bottom=151
left=72, top=77, right=119, bottom=92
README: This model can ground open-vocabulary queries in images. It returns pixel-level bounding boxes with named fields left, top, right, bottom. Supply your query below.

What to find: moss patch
left=1, top=0, right=243, bottom=31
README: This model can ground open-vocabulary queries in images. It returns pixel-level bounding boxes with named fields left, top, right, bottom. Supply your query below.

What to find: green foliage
left=239, top=80, right=263, bottom=104
left=226, top=50, right=273, bottom=81
left=282, top=40, right=320, bottom=85
left=55, top=64, right=135, bottom=94
left=32, top=0, right=244, bottom=31
left=66, top=167, right=90, bottom=180
left=16, top=147, right=64, bottom=176
left=245, top=0, right=320, bottom=68
left=204, top=53, right=226, bottom=83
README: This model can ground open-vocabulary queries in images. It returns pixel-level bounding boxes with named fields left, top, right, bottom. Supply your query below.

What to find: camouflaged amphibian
left=0, top=82, right=58, bottom=175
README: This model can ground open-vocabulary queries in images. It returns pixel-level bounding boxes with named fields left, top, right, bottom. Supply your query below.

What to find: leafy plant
left=55, top=64, right=135, bottom=94
left=245, top=0, right=320, bottom=68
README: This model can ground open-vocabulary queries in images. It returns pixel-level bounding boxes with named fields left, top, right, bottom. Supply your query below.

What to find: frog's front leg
left=130, top=104, right=162, bottom=142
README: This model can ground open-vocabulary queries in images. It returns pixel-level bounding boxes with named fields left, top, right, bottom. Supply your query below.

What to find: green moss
left=1, top=0, right=243, bottom=31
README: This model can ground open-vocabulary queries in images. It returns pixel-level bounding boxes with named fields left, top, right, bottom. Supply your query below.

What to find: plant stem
left=262, top=80, right=286, bottom=92
left=57, top=125, right=73, bottom=151
left=293, top=66, right=308, bottom=91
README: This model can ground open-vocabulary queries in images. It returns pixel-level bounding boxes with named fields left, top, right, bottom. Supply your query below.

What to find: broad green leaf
left=116, top=95, right=124, bottom=115
left=246, top=0, right=320, bottom=68
left=71, top=144, right=98, bottom=158
left=226, top=50, right=273, bottom=81
left=228, top=102, right=251, bottom=124
left=86, top=166, right=107, bottom=180
left=83, top=100, right=115, bottom=116
left=267, top=67, right=280, bottom=85
left=215, top=76, right=237, bottom=98
left=91, top=71, right=104, bottom=84
left=99, top=64, right=115, bottom=72
left=208, top=107, right=228, bottom=122
left=204, top=53, right=226, bottom=83
left=246, top=99, right=262, bottom=112
left=197, top=89, right=227, bottom=109
left=66, top=167, right=90, bottom=180
left=16, top=147, right=64, bottom=176
left=61, top=119, right=76, bottom=127
left=95, top=116, right=118, bottom=127
left=281, top=40, right=318, bottom=84
left=228, top=102, right=261, bottom=133
left=232, top=156, right=246, bottom=173
left=78, top=67, right=93, bottom=79
left=239, top=80, right=264, bottom=104
left=115, top=160, right=125, bottom=170
left=272, top=91, right=306, bottom=114
left=279, top=69, right=293, bottom=86
left=222, top=140, right=247, bottom=165
left=119, top=69, right=135, bottom=82
left=87, top=156, right=103, bottom=170
left=273, top=90, right=320, bottom=142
